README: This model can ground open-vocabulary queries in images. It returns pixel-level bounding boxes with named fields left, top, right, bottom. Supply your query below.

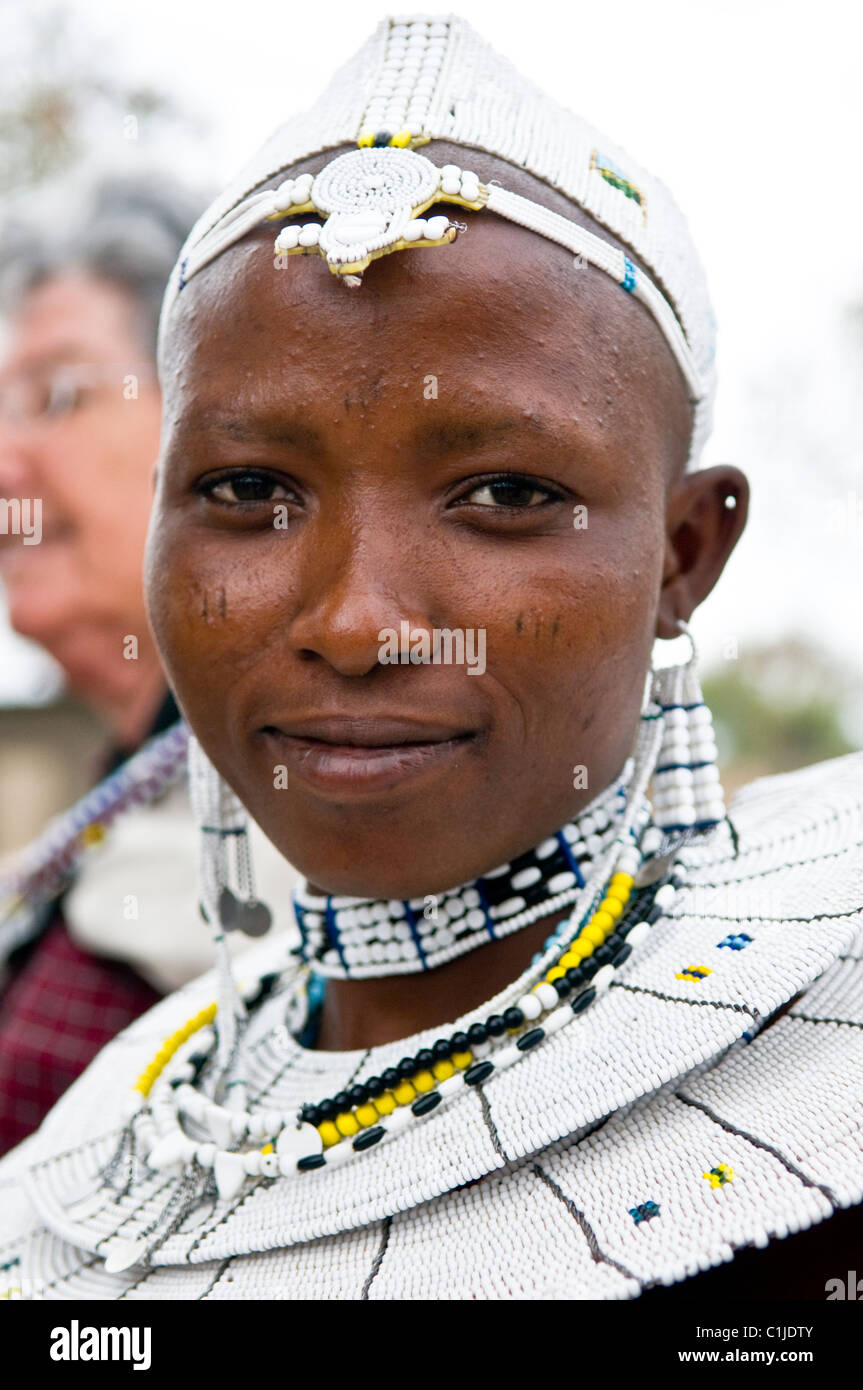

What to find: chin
left=6, top=601, right=67, bottom=655
left=256, top=817, right=498, bottom=902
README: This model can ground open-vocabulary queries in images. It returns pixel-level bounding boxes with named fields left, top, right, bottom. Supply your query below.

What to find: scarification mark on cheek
left=196, top=586, right=229, bottom=626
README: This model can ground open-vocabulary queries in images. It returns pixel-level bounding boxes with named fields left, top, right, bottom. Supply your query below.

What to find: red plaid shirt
left=0, top=912, right=159, bottom=1156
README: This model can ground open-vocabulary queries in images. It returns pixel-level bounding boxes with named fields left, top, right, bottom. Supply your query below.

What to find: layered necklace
left=291, top=773, right=630, bottom=979
left=104, top=712, right=688, bottom=1273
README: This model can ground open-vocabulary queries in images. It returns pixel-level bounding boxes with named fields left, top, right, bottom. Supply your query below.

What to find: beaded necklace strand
left=122, top=820, right=672, bottom=1225
left=292, top=775, right=629, bottom=978
left=102, top=709, right=681, bottom=1267
left=0, top=722, right=189, bottom=963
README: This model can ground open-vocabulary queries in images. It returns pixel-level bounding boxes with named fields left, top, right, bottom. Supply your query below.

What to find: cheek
left=52, top=430, right=153, bottom=540
left=146, top=530, right=274, bottom=697
left=480, top=516, right=663, bottom=725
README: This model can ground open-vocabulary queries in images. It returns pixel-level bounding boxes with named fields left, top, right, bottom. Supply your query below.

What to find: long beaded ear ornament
left=187, top=735, right=273, bottom=1069
left=647, top=620, right=726, bottom=836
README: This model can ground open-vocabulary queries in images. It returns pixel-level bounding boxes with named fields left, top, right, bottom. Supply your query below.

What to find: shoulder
left=724, top=750, right=863, bottom=865
left=729, top=749, right=863, bottom=828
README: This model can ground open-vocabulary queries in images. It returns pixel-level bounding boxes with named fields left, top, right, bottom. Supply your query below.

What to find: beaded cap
left=158, top=13, right=717, bottom=470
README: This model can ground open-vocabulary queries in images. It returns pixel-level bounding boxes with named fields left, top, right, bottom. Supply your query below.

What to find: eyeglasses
left=0, top=363, right=157, bottom=427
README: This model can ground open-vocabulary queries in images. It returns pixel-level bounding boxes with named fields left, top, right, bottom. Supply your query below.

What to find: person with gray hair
left=0, top=170, right=296, bottom=1153
left=0, top=170, right=206, bottom=739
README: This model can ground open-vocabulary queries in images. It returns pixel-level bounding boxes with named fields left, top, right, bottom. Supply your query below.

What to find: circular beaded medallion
left=311, top=145, right=440, bottom=217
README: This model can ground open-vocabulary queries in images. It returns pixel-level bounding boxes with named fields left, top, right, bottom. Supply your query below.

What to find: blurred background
left=1, top=0, right=861, bottom=852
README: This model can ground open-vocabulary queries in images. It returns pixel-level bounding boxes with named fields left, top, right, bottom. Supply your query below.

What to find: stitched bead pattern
left=293, top=777, right=629, bottom=978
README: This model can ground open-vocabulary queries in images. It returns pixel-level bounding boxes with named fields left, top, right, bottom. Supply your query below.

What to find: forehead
left=3, top=272, right=137, bottom=370
left=163, top=142, right=691, bottom=457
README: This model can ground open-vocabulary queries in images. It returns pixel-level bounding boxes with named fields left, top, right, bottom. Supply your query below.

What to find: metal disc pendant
left=218, top=887, right=272, bottom=937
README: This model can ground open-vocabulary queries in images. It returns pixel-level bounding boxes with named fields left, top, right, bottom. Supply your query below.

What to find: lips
left=270, top=715, right=471, bottom=746
left=260, top=714, right=478, bottom=797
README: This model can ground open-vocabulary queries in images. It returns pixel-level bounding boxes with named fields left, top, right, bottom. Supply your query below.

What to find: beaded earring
left=187, top=735, right=273, bottom=1068
left=647, top=620, right=725, bottom=834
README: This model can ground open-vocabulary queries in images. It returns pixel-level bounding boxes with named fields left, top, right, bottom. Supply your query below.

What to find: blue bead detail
left=661, top=818, right=724, bottom=832
left=324, top=898, right=349, bottom=973
left=556, top=828, right=587, bottom=890
left=401, top=899, right=430, bottom=971
left=470, top=875, right=497, bottom=941
left=630, top=1200, right=660, bottom=1224
left=717, top=932, right=752, bottom=951
left=622, top=257, right=636, bottom=292
left=307, top=971, right=326, bottom=1008
left=655, top=760, right=714, bottom=774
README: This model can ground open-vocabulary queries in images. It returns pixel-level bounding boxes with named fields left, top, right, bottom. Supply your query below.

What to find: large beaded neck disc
left=291, top=774, right=631, bottom=979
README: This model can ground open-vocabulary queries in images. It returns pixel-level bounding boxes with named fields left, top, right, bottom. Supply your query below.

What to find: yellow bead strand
left=542, top=876, right=633, bottom=989
left=307, top=863, right=635, bottom=1153
left=133, top=1002, right=217, bottom=1097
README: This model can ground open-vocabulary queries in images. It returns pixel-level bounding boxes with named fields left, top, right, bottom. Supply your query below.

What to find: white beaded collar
left=19, top=753, right=863, bottom=1268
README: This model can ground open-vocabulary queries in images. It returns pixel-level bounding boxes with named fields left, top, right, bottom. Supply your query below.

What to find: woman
left=0, top=174, right=297, bottom=1155
left=1, top=14, right=860, bottom=1300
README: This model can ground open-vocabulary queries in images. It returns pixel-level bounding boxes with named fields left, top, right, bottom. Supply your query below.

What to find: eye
left=457, top=475, right=563, bottom=509
left=199, top=471, right=295, bottom=505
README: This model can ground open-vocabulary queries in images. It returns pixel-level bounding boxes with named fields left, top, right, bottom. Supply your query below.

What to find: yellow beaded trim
left=316, top=1049, right=474, bottom=1149
left=703, top=1162, right=734, bottom=1189
left=357, top=128, right=430, bottom=149
left=131, top=873, right=636, bottom=1152
left=316, top=872, right=636, bottom=1152
left=539, top=873, right=633, bottom=991
left=133, top=1002, right=217, bottom=1097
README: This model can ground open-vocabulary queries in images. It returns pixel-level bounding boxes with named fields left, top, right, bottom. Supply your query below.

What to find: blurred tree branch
left=0, top=1, right=200, bottom=194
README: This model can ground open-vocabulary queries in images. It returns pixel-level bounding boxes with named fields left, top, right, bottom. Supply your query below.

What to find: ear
left=656, top=465, right=749, bottom=640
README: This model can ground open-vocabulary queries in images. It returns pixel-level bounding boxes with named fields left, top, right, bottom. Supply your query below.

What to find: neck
left=296, top=772, right=637, bottom=1051
left=314, top=907, right=573, bottom=1050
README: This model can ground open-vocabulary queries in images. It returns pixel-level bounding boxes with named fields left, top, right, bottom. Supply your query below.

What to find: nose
left=0, top=411, right=41, bottom=505
left=288, top=513, right=437, bottom=677
left=0, top=429, right=37, bottom=499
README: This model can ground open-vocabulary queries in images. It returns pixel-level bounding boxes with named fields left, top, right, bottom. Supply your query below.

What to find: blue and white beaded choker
left=290, top=774, right=634, bottom=980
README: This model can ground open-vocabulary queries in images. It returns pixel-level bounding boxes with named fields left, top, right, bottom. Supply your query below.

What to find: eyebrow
left=176, top=410, right=561, bottom=456
left=175, top=413, right=323, bottom=454
left=4, top=344, right=106, bottom=375
left=410, top=416, right=556, bottom=454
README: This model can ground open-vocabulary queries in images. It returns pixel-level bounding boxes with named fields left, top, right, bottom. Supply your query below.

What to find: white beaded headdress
left=158, top=12, right=716, bottom=471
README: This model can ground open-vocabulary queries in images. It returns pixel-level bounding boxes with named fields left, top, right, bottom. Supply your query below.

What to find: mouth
left=259, top=716, right=479, bottom=798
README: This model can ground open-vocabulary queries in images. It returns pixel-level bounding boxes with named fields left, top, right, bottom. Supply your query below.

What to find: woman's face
left=146, top=146, right=738, bottom=899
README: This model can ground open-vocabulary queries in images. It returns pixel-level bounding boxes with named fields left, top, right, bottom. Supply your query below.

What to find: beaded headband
left=160, top=15, right=716, bottom=434
left=168, top=140, right=701, bottom=401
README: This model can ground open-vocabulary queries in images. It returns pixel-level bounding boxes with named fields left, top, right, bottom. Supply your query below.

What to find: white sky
left=2, top=0, right=862, bottom=707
